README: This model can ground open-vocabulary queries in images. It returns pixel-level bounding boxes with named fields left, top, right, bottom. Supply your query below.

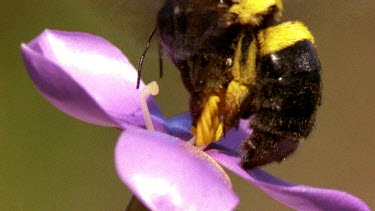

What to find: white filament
left=141, top=81, right=159, bottom=131
left=187, top=136, right=207, bottom=150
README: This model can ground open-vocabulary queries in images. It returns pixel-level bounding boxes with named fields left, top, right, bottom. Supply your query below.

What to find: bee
left=154, top=0, right=321, bottom=169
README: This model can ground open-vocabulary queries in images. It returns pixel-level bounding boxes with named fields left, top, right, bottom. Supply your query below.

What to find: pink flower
left=21, top=29, right=370, bottom=211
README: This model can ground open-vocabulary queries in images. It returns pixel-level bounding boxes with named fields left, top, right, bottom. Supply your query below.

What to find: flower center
left=141, top=82, right=224, bottom=149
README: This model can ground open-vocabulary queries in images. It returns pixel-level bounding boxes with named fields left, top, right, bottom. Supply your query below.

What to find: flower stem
left=125, top=195, right=149, bottom=211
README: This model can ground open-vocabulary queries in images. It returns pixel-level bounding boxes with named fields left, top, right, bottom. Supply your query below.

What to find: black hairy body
left=242, top=41, right=321, bottom=168
left=155, top=0, right=321, bottom=168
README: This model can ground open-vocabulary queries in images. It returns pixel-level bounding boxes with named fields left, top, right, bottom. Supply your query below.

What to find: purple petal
left=207, top=150, right=370, bottom=211
left=21, top=29, right=164, bottom=129
left=115, top=127, right=239, bottom=210
left=164, top=113, right=193, bottom=140
left=217, top=119, right=252, bottom=151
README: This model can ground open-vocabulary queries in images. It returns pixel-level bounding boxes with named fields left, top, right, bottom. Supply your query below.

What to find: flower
left=21, top=29, right=370, bottom=211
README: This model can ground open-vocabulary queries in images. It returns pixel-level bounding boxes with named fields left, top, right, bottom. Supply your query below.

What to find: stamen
left=141, top=81, right=159, bottom=131
left=188, top=136, right=196, bottom=145
left=187, top=136, right=208, bottom=151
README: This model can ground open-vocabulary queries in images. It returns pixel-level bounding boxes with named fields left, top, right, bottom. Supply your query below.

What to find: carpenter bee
left=153, top=0, right=321, bottom=169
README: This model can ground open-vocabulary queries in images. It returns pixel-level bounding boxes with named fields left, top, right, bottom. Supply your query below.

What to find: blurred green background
left=1, top=0, right=374, bottom=210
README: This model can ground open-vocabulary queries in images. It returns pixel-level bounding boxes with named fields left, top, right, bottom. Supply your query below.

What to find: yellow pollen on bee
left=257, top=21, right=315, bottom=56
left=229, top=0, right=283, bottom=25
left=191, top=93, right=225, bottom=147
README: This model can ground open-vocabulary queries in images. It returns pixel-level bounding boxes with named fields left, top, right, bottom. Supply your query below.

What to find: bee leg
left=224, top=33, right=257, bottom=131
left=240, top=127, right=299, bottom=169
left=223, top=80, right=252, bottom=131
left=190, top=91, right=225, bottom=147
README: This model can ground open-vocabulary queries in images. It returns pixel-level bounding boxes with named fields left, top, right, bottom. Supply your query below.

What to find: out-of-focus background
left=1, top=0, right=374, bottom=210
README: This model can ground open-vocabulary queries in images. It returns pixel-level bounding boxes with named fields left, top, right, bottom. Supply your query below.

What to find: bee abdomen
left=241, top=126, right=300, bottom=169
left=256, top=40, right=321, bottom=135
left=241, top=29, right=321, bottom=168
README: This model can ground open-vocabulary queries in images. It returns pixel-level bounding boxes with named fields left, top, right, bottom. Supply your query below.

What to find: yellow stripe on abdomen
left=257, top=21, right=315, bottom=56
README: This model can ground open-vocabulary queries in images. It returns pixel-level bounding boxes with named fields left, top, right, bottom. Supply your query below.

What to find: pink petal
left=207, top=150, right=370, bottom=211
left=115, top=127, right=239, bottom=210
left=21, top=30, right=164, bottom=129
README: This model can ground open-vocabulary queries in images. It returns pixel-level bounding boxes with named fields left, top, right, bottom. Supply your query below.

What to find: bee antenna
left=158, top=42, right=164, bottom=79
left=137, top=27, right=158, bottom=89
